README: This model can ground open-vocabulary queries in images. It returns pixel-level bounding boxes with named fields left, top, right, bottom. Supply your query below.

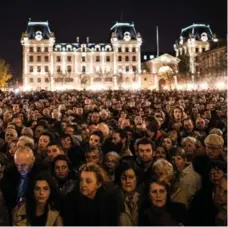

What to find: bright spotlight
left=199, top=83, right=208, bottom=90
left=215, top=81, right=225, bottom=90
left=14, top=88, right=20, bottom=94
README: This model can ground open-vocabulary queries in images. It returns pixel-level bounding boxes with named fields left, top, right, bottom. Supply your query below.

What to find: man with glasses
left=193, top=133, right=225, bottom=189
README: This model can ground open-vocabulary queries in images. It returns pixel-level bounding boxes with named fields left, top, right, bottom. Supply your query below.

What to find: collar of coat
left=15, top=202, right=60, bottom=226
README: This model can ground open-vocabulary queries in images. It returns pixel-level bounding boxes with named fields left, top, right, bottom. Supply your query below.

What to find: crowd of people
left=0, top=89, right=227, bottom=226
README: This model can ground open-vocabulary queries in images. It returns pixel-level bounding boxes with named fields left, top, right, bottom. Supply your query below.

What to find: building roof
left=25, top=19, right=52, bottom=39
left=53, top=43, right=113, bottom=52
left=110, top=22, right=137, bottom=40
left=175, top=23, right=217, bottom=44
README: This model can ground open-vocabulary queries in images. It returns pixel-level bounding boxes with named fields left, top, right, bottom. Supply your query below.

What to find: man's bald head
left=14, top=146, right=35, bottom=176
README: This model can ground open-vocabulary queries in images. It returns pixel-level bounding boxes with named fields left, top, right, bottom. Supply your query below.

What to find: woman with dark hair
left=52, top=154, right=77, bottom=196
left=115, top=161, right=144, bottom=226
left=139, top=176, right=187, bottom=226
left=12, top=171, right=63, bottom=226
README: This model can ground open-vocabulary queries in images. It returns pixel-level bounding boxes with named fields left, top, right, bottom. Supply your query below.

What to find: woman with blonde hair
left=151, top=158, right=188, bottom=207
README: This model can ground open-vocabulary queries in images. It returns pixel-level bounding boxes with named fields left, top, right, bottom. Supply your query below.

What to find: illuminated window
left=29, top=66, right=33, bottom=73
left=67, top=66, right=72, bottom=73
left=57, top=66, right=61, bottom=73
left=37, top=56, right=41, bottom=62
left=29, top=56, right=33, bottom=62
left=144, top=55, right=147, bottom=60
left=37, top=66, right=41, bottom=72
left=45, top=56, right=49, bottom=62
left=96, top=56, right=100, bottom=62
left=37, top=78, right=41, bottom=83
left=45, top=66, right=49, bottom=72
left=56, top=56, right=61, bottom=62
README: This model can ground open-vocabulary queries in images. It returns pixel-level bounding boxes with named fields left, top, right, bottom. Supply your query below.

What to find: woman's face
left=8, top=140, right=18, bottom=157
left=61, top=136, right=72, bottom=149
left=80, top=171, right=101, bottom=199
left=168, top=130, right=178, bottom=142
left=149, top=182, right=167, bottom=208
left=183, top=141, right=195, bottom=156
left=171, top=155, right=186, bottom=172
left=210, top=167, right=224, bottom=185
left=120, top=168, right=137, bottom=194
left=34, top=180, right=50, bottom=205
left=155, top=147, right=166, bottom=160
left=162, top=138, right=173, bottom=151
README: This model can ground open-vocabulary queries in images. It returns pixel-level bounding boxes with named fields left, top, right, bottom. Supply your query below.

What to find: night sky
left=0, top=0, right=226, bottom=79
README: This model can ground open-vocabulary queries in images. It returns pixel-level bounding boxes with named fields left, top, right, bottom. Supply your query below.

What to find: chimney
left=76, top=37, right=79, bottom=43
left=86, top=37, right=89, bottom=43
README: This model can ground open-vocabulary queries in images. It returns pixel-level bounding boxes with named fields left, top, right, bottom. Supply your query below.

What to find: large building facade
left=21, top=20, right=142, bottom=91
left=196, top=43, right=227, bottom=83
left=173, top=23, right=219, bottom=82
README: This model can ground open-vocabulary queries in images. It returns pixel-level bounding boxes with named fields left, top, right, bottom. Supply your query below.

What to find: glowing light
left=14, top=88, right=20, bottom=94
left=215, top=81, right=226, bottom=90
left=199, top=83, right=208, bottom=90
left=89, top=84, right=105, bottom=91
left=23, top=85, right=32, bottom=91
left=186, top=83, right=196, bottom=90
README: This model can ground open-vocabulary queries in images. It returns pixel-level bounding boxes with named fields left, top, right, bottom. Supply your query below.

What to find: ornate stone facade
left=174, top=23, right=219, bottom=82
left=196, top=43, right=227, bottom=83
left=21, top=20, right=142, bottom=91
